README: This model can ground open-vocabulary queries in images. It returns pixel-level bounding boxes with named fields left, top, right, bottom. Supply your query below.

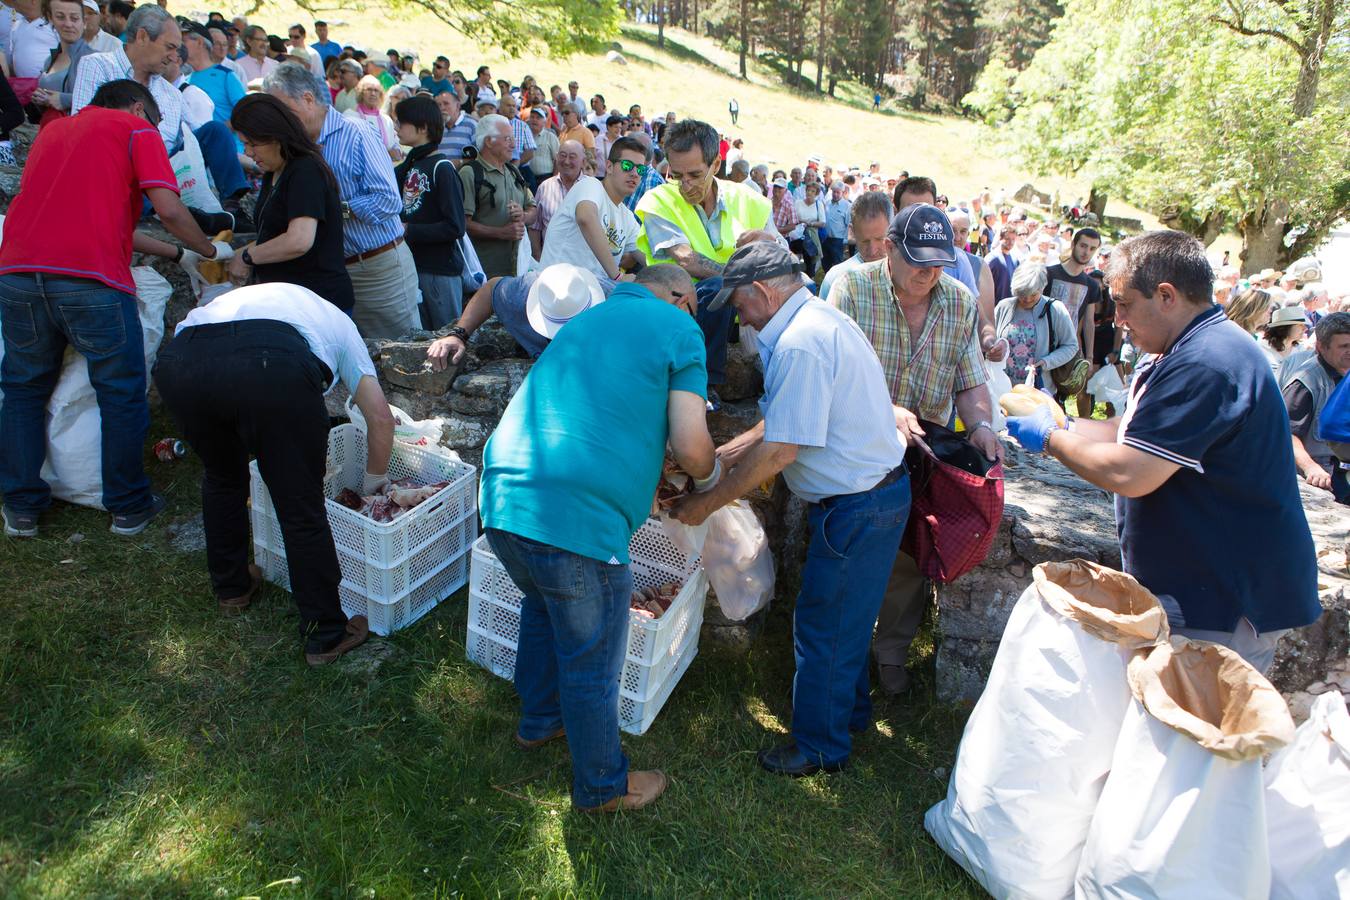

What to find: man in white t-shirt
left=538, top=136, right=646, bottom=291
left=9, top=0, right=59, bottom=79
left=154, top=283, right=395, bottom=667
left=286, top=23, right=324, bottom=77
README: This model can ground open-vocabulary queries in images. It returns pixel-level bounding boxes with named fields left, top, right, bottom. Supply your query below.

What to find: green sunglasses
left=614, top=159, right=649, bottom=176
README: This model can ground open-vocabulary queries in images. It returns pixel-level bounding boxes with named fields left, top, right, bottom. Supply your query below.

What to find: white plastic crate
left=468, top=519, right=704, bottom=667
left=255, top=540, right=467, bottom=636
left=252, top=505, right=476, bottom=600
left=250, top=424, right=477, bottom=569
left=464, top=622, right=699, bottom=736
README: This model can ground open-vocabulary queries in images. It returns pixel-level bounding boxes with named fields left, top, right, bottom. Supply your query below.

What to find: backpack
left=466, top=158, right=527, bottom=213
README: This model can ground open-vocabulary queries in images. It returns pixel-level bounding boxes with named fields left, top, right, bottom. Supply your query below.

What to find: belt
left=345, top=236, right=403, bottom=266
left=816, top=462, right=907, bottom=507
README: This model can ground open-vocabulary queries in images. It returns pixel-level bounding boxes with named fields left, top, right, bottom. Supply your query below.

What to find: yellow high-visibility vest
left=635, top=180, right=771, bottom=280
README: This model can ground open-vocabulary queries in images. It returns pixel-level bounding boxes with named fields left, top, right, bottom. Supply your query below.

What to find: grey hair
left=750, top=164, right=768, bottom=178
left=634, top=264, right=693, bottom=294
left=125, top=3, right=172, bottom=41
left=473, top=114, right=510, bottom=149
left=730, top=159, right=750, bottom=177
left=264, top=61, right=330, bottom=107
left=1104, top=230, right=1213, bottom=305
left=1011, top=263, right=1048, bottom=297
left=763, top=272, right=803, bottom=295
left=851, top=190, right=892, bottom=228
left=1315, top=311, right=1350, bottom=347
left=662, top=119, right=719, bottom=166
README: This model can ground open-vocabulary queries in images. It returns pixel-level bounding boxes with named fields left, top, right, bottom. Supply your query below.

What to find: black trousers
left=152, top=320, right=347, bottom=652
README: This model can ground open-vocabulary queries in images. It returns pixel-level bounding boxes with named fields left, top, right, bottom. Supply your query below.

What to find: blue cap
left=888, top=203, right=957, bottom=268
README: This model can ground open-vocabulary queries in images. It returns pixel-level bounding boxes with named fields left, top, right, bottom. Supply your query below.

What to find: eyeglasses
left=614, top=159, right=649, bottom=176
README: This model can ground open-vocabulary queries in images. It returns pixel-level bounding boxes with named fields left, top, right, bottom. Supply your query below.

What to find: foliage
left=969, top=0, right=1350, bottom=264
left=396, top=0, right=624, bottom=56
left=977, top=0, right=1064, bottom=69
left=962, top=52, right=1020, bottom=123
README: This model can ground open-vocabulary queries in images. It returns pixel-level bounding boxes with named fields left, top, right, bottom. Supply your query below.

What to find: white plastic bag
left=514, top=233, right=536, bottom=277
left=986, top=352, right=1012, bottom=430
left=170, top=124, right=222, bottom=213
left=459, top=234, right=485, bottom=292
left=1264, top=690, right=1350, bottom=900
left=700, top=500, right=774, bottom=621
left=1086, top=365, right=1126, bottom=408
left=924, top=561, right=1170, bottom=900
left=1074, top=639, right=1295, bottom=900
left=659, top=512, right=708, bottom=564
left=38, top=267, right=172, bottom=509
left=346, top=396, right=447, bottom=449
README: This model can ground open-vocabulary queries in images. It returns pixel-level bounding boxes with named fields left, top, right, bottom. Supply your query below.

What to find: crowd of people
left=0, top=3, right=1341, bottom=817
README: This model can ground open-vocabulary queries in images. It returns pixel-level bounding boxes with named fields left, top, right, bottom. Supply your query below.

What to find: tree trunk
left=1087, top=185, right=1108, bottom=219
left=738, top=0, right=749, bottom=79
left=657, top=0, right=664, bottom=47
left=814, top=0, right=826, bottom=92
left=1238, top=199, right=1292, bottom=275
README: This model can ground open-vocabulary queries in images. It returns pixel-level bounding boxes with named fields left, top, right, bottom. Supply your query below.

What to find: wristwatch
left=970, top=420, right=994, bottom=436
left=241, top=247, right=255, bottom=266
left=446, top=325, right=471, bottom=343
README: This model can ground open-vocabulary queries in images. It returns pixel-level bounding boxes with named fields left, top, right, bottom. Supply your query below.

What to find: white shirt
left=11, top=14, right=58, bottom=78
left=297, top=44, right=324, bottom=77
left=586, top=110, right=610, bottom=129
left=538, top=175, right=640, bottom=286
left=175, top=78, right=216, bottom=130
left=177, top=284, right=377, bottom=396
left=819, top=252, right=866, bottom=301
left=86, top=28, right=121, bottom=54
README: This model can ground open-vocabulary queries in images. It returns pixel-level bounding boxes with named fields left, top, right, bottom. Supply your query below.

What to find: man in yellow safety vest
left=637, top=119, right=771, bottom=408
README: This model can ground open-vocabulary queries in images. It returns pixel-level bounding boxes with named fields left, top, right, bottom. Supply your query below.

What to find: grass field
left=0, top=412, right=982, bottom=897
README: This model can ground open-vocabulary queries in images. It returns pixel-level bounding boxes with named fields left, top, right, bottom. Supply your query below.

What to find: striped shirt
left=438, top=111, right=474, bottom=162
left=506, top=114, right=536, bottom=165
left=71, top=45, right=182, bottom=150
left=758, top=287, right=905, bottom=503
left=315, top=106, right=404, bottom=257
left=829, top=258, right=987, bottom=424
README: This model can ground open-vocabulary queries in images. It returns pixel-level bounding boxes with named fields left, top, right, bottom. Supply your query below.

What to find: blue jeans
left=793, top=471, right=910, bottom=766
left=695, top=275, right=731, bottom=386
left=822, top=237, right=846, bottom=272
left=485, top=528, right=633, bottom=808
left=193, top=121, right=247, bottom=199
left=0, top=273, right=151, bottom=514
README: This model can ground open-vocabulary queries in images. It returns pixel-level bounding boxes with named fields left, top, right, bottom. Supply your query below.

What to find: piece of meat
left=388, top=481, right=449, bottom=509
left=655, top=455, right=695, bottom=509
left=334, top=488, right=364, bottom=511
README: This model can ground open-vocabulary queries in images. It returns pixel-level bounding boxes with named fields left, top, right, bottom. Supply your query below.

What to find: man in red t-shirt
left=0, top=79, right=231, bottom=539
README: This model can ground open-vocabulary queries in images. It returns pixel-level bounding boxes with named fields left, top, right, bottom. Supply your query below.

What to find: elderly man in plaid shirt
left=829, top=203, right=1002, bottom=696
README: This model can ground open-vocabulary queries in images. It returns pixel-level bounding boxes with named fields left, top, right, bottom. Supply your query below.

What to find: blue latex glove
left=1006, top=404, right=1059, bottom=454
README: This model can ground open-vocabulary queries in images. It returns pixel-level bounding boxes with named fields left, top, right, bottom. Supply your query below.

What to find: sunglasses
left=614, top=159, right=649, bottom=175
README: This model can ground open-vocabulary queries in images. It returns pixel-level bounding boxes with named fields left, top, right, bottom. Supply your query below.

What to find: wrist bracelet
left=447, top=325, right=471, bottom=342
left=174, top=246, right=184, bottom=262
left=241, top=248, right=254, bottom=266
left=1043, top=422, right=1064, bottom=454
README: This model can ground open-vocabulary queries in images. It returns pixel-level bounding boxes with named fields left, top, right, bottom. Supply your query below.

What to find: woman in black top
left=226, top=94, right=355, bottom=312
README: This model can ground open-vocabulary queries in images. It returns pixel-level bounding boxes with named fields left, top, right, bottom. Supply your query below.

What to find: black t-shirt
left=253, top=155, right=355, bottom=312
left=1046, top=263, right=1101, bottom=326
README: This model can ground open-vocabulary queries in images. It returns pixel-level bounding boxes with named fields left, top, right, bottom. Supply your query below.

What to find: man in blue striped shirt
left=672, top=241, right=910, bottom=778
left=264, top=63, right=420, bottom=339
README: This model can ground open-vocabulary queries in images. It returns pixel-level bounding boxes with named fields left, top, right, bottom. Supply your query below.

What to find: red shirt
left=0, top=106, right=178, bottom=294
left=718, top=138, right=729, bottom=161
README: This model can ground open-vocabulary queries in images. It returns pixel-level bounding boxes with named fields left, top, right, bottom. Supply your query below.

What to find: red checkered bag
left=901, top=421, right=1004, bottom=583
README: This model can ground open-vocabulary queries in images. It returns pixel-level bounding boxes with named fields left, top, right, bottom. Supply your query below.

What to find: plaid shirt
left=773, top=191, right=799, bottom=231
left=829, top=258, right=987, bottom=423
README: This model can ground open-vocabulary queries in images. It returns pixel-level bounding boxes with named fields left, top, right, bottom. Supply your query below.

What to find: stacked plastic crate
left=251, top=424, right=477, bottom=635
left=466, top=519, right=707, bottom=734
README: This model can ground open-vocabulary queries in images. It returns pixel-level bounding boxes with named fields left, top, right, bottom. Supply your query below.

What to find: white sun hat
left=525, top=264, right=606, bottom=338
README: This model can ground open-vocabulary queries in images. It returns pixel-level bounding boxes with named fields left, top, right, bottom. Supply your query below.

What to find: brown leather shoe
left=576, top=770, right=668, bottom=813
left=877, top=663, right=912, bottom=696
left=515, top=727, right=566, bottom=750
left=304, top=616, right=370, bottom=666
left=219, top=564, right=263, bottom=615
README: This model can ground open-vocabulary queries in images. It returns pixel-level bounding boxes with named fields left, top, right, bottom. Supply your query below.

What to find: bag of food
left=170, top=124, right=223, bottom=213
left=1264, top=690, right=1350, bottom=900
left=700, top=500, right=774, bottom=621
left=986, top=353, right=1012, bottom=431
left=924, top=561, right=1169, bottom=900
left=997, top=382, right=1067, bottom=426
left=1087, top=364, right=1127, bottom=408
left=1074, top=639, right=1295, bottom=900
left=38, top=268, right=172, bottom=508
left=346, top=396, right=447, bottom=448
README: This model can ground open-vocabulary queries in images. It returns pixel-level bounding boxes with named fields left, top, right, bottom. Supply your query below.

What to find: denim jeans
left=0, top=273, right=152, bottom=514
left=695, top=275, right=731, bottom=386
left=417, top=272, right=463, bottom=330
left=793, top=471, right=910, bottom=766
left=193, top=121, right=247, bottom=199
left=822, top=237, right=846, bottom=272
left=485, top=527, right=633, bottom=808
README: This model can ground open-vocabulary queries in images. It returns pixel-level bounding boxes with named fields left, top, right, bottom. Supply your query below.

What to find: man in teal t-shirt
left=480, top=264, right=717, bottom=814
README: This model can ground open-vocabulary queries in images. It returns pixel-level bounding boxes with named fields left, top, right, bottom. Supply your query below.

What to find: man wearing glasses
left=421, top=56, right=454, bottom=96
left=635, top=118, right=771, bottom=408
left=538, top=137, right=648, bottom=294
left=285, top=23, right=323, bottom=77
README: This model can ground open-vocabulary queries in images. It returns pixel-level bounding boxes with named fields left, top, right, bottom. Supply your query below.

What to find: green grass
left=0, top=411, right=981, bottom=897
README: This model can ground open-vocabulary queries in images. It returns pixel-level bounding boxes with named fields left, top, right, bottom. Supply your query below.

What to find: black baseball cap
left=175, top=16, right=212, bottom=42
left=710, top=241, right=802, bottom=311
left=888, top=203, right=957, bottom=267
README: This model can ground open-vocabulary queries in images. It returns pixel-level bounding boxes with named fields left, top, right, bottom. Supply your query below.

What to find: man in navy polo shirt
left=1005, top=230, right=1320, bottom=673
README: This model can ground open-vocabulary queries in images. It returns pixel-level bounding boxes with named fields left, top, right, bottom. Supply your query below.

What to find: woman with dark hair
left=28, top=0, right=94, bottom=127
left=226, top=93, right=354, bottom=312
left=1258, top=305, right=1308, bottom=374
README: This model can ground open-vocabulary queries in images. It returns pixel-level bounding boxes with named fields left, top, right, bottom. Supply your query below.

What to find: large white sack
left=924, top=561, right=1169, bottom=900
left=1075, top=639, right=1295, bottom=900
left=1265, top=690, right=1350, bottom=900
left=38, top=267, right=172, bottom=509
